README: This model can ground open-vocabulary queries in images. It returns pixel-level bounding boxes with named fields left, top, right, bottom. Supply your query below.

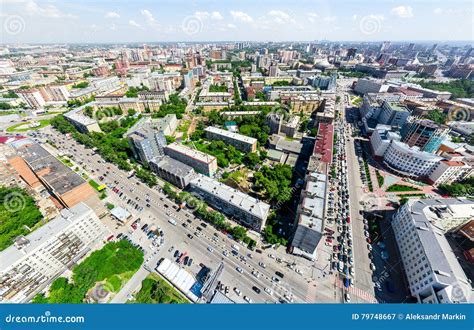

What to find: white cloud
left=307, top=13, right=319, bottom=23
left=211, top=11, right=223, bottom=20
left=230, top=10, right=253, bottom=22
left=352, top=14, right=358, bottom=21
left=24, top=0, right=75, bottom=18
left=433, top=8, right=443, bottom=15
left=227, top=23, right=237, bottom=29
left=141, top=9, right=158, bottom=26
left=128, top=20, right=140, bottom=28
left=194, top=11, right=223, bottom=21
left=323, top=15, right=337, bottom=22
left=268, top=10, right=292, bottom=24
left=391, top=5, right=414, bottom=18
left=105, top=11, right=120, bottom=19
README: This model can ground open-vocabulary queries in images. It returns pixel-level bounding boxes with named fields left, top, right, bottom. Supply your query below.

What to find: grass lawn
left=88, top=179, right=101, bottom=191
left=32, top=240, right=144, bottom=303
left=6, top=119, right=51, bottom=132
left=0, top=110, right=19, bottom=116
left=131, top=273, right=188, bottom=304
left=376, top=170, right=384, bottom=188
left=386, top=184, right=422, bottom=193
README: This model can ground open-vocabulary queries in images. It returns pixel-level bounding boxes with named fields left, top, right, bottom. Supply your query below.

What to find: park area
left=33, top=240, right=143, bottom=303
left=131, top=273, right=188, bottom=304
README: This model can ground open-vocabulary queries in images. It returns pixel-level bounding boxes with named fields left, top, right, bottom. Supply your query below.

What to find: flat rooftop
left=151, top=156, right=195, bottom=177
left=165, top=142, right=216, bottom=165
left=0, top=203, right=92, bottom=272
left=190, top=175, right=270, bottom=221
left=205, top=126, right=257, bottom=145
left=10, top=139, right=87, bottom=195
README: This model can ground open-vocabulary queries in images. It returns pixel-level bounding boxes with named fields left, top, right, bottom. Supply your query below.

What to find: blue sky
left=1, top=0, right=473, bottom=43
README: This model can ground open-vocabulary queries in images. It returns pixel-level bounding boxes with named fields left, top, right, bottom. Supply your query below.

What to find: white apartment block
left=17, top=89, right=46, bottom=109
left=392, top=198, right=474, bottom=303
left=0, top=203, right=109, bottom=303
left=428, top=160, right=472, bottom=186
left=383, top=140, right=442, bottom=177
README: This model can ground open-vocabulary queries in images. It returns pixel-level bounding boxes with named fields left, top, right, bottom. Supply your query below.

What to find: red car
left=326, top=238, right=333, bottom=244
left=346, top=217, right=351, bottom=223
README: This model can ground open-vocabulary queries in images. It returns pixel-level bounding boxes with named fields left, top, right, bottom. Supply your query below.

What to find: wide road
left=34, top=127, right=319, bottom=303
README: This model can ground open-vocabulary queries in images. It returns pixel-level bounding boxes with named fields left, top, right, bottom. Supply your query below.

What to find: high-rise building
left=401, top=119, right=450, bottom=153
left=377, top=101, right=410, bottom=128
left=392, top=198, right=474, bottom=303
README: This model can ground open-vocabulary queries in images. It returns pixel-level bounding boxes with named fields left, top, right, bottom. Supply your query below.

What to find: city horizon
left=1, top=0, right=473, bottom=43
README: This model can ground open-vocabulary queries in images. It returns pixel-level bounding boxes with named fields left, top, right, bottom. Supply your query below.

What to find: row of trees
left=151, top=93, right=187, bottom=119
left=438, top=177, right=474, bottom=197
left=253, top=164, right=293, bottom=204
left=419, top=79, right=474, bottom=99
left=0, top=187, right=43, bottom=251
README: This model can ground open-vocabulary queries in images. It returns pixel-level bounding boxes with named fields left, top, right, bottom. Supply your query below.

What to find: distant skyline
left=1, top=0, right=473, bottom=44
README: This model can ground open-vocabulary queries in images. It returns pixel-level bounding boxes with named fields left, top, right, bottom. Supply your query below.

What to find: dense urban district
left=0, top=41, right=473, bottom=305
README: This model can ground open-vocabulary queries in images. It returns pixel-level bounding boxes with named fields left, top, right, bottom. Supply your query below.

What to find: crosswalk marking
left=336, top=279, right=378, bottom=303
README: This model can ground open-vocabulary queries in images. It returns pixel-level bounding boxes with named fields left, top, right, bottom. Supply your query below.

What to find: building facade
left=392, top=199, right=473, bottom=303
left=189, top=175, right=270, bottom=232
left=0, top=203, right=108, bottom=303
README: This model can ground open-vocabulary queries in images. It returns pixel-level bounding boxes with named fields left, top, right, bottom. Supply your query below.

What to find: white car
left=259, top=262, right=267, bottom=268
left=252, top=270, right=260, bottom=278
left=295, top=269, right=303, bottom=275
left=207, top=246, right=214, bottom=252
left=234, top=288, right=242, bottom=296
left=268, top=254, right=276, bottom=259
left=264, top=287, right=273, bottom=295
left=244, top=296, right=252, bottom=303
left=236, top=267, right=243, bottom=273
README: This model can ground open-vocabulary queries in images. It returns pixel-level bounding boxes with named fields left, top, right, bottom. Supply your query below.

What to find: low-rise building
left=149, top=156, right=196, bottom=189
left=204, top=126, right=257, bottom=153
left=63, top=107, right=102, bottom=133
left=189, top=175, right=270, bottom=232
left=428, top=160, right=472, bottom=186
left=392, top=198, right=474, bottom=303
left=8, top=139, right=96, bottom=208
left=0, top=203, right=108, bottom=303
left=164, top=142, right=217, bottom=177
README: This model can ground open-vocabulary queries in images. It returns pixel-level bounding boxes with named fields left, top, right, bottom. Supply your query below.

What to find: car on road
left=271, top=276, right=280, bottom=283
left=243, top=296, right=252, bottom=303
left=187, top=234, right=193, bottom=239
left=234, top=288, right=242, bottom=296
left=258, top=262, right=266, bottom=268
left=252, top=270, right=260, bottom=278
left=188, top=258, right=193, bottom=266
left=264, top=287, right=273, bottom=295
left=275, top=271, right=284, bottom=278
left=183, top=256, right=189, bottom=265
left=344, top=292, right=351, bottom=303
left=168, top=246, right=174, bottom=252
left=252, top=286, right=261, bottom=294
left=207, top=246, right=214, bottom=252
left=236, top=267, right=243, bottom=273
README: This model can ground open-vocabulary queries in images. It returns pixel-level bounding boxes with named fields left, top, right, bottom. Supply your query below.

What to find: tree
left=244, top=152, right=261, bottom=167
left=425, top=109, right=447, bottom=125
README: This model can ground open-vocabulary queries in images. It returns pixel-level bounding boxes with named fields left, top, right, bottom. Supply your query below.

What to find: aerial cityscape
left=0, top=0, right=473, bottom=309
